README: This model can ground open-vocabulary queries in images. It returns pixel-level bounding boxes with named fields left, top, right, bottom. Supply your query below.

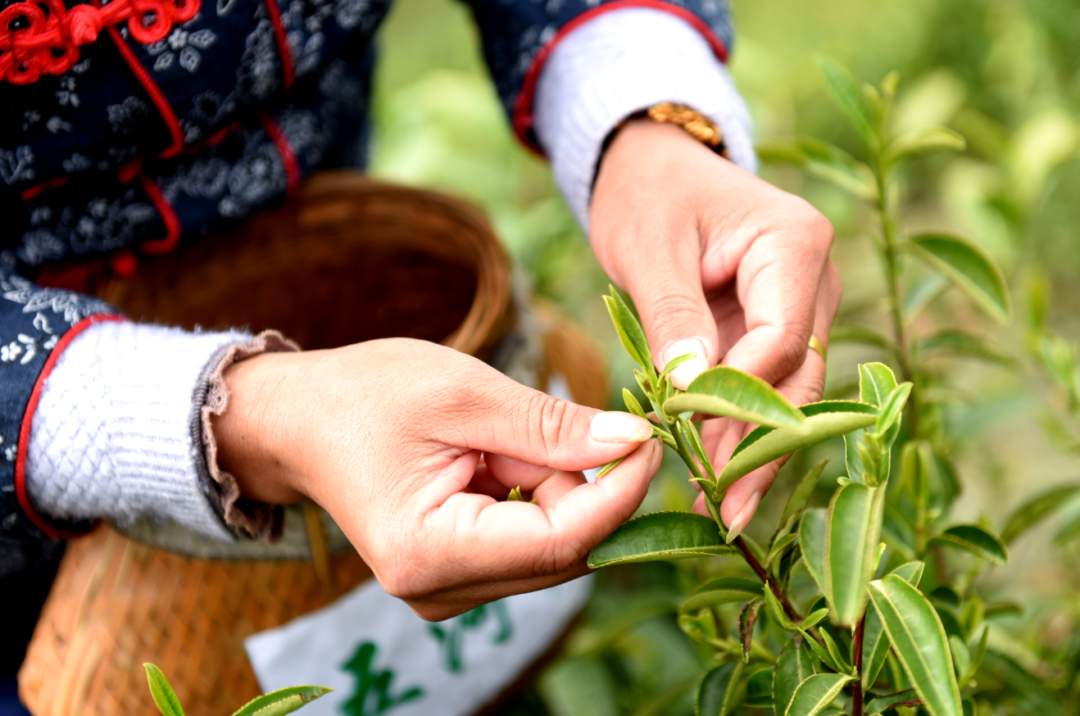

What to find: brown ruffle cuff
left=198, top=330, right=301, bottom=543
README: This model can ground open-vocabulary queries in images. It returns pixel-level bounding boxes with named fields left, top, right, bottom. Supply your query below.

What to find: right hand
left=212, top=338, right=662, bottom=621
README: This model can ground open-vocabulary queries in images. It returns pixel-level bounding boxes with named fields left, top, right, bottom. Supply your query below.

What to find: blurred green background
left=368, top=0, right=1080, bottom=712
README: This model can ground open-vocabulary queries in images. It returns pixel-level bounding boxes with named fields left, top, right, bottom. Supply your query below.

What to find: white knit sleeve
left=24, top=321, right=252, bottom=540
left=532, top=8, right=756, bottom=233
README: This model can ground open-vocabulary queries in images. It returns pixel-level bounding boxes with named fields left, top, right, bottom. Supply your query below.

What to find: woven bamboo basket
left=18, top=171, right=606, bottom=715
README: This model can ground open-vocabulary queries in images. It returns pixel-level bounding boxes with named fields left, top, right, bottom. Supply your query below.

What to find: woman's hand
left=591, top=119, right=842, bottom=538
left=212, top=338, right=661, bottom=620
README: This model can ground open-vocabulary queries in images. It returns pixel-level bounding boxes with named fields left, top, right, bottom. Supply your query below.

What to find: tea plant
left=144, top=663, right=330, bottom=716
left=583, top=59, right=1069, bottom=715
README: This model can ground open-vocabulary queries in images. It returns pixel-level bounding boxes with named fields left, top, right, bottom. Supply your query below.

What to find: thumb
left=443, top=370, right=655, bottom=471
left=623, top=239, right=719, bottom=390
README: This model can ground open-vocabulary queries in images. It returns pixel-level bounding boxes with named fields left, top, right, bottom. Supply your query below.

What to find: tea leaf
left=875, top=382, right=912, bottom=440
left=604, top=287, right=655, bottom=377
left=799, top=508, right=828, bottom=597
left=681, top=577, right=763, bottom=613
left=664, top=366, right=809, bottom=432
left=819, top=628, right=852, bottom=673
left=907, top=234, right=1011, bottom=323
left=696, top=661, right=744, bottom=716
left=622, top=388, right=648, bottom=419
left=825, top=482, right=888, bottom=626
left=764, top=581, right=799, bottom=632
left=230, top=686, right=333, bottom=716
left=774, top=459, right=829, bottom=547
left=773, top=639, right=816, bottom=716
left=659, top=352, right=697, bottom=384
left=507, top=486, right=524, bottom=501
left=950, top=635, right=971, bottom=685
left=929, top=525, right=1008, bottom=565
left=844, top=430, right=866, bottom=484
left=802, top=608, right=829, bottom=630
left=904, top=273, right=950, bottom=324
left=919, top=330, right=1016, bottom=367
left=538, top=656, right=619, bottom=716
left=144, top=664, right=185, bottom=716
left=679, top=608, right=720, bottom=646
left=588, top=512, right=734, bottom=568
left=1001, top=484, right=1080, bottom=543
left=740, top=599, right=764, bottom=663
left=745, top=667, right=774, bottom=708
left=866, top=689, right=920, bottom=714
left=888, top=560, right=926, bottom=587
left=859, top=363, right=898, bottom=408
left=595, top=457, right=625, bottom=480
left=757, top=138, right=876, bottom=199
left=817, top=55, right=878, bottom=149
left=863, top=561, right=926, bottom=689
left=785, top=673, right=855, bottom=716
left=718, top=402, right=878, bottom=489
left=882, top=126, right=966, bottom=168
left=800, top=628, right=842, bottom=673
left=766, top=533, right=799, bottom=572
left=869, top=575, right=963, bottom=716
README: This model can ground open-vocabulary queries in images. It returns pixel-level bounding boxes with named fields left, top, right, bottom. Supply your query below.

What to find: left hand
left=590, top=118, right=842, bottom=538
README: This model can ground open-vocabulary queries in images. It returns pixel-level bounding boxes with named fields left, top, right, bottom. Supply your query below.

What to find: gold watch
left=642, top=102, right=728, bottom=157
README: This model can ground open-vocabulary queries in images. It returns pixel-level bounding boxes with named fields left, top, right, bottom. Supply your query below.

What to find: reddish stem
left=734, top=536, right=802, bottom=623
left=852, top=615, right=866, bottom=716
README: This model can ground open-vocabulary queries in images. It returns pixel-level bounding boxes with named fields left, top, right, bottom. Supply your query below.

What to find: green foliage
left=571, top=58, right=1080, bottom=716
left=144, top=664, right=330, bottom=716
left=144, top=664, right=185, bottom=716
left=665, top=366, right=809, bottom=431
left=586, top=513, right=734, bottom=568
left=868, top=576, right=963, bottom=716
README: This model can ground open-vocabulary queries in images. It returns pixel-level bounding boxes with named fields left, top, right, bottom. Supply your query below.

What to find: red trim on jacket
left=511, top=0, right=730, bottom=155
left=15, top=313, right=129, bottom=540
left=138, top=175, right=183, bottom=253
left=260, top=112, right=301, bottom=197
left=21, top=177, right=70, bottom=201
left=261, top=0, right=295, bottom=91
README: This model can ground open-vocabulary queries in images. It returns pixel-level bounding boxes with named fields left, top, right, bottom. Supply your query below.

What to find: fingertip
left=590, top=411, right=654, bottom=444
left=660, top=338, right=710, bottom=389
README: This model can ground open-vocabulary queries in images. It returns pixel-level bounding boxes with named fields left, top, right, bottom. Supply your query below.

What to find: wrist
left=212, top=351, right=307, bottom=505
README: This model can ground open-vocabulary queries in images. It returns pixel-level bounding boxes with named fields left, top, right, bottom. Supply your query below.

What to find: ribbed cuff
left=533, top=7, right=757, bottom=232
left=25, top=322, right=254, bottom=541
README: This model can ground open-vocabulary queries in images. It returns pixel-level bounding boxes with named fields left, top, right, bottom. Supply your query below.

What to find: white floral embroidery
left=55, top=75, right=80, bottom=108
left=148, top=28, right=218, bottom=73
left=106, top=97, right=149, bottom=136
left=46, top=116, right=74, bottom=134
left=0, top=146, right=35, bottom=186
left=1, top=335, right=37, bottom=365
left=0, top=273, right=113, bottom=326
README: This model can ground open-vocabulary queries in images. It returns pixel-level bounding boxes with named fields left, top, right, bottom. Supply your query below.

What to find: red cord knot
left=66, top=6, right=103, bottom=46
left=0, top=0, right=202, bottom=85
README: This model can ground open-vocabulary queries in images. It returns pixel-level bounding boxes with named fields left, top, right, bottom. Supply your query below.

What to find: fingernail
left=724, top=490, right=762, bottom=545
left=661, top=338, right=709, bottom=390
left=591, top=411, right=654, bottom=443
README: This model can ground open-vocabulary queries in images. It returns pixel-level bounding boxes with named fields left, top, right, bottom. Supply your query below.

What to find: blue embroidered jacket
left=0, top=0, right=733, bottom=604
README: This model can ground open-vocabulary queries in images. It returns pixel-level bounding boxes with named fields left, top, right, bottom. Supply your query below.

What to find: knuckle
left=525, top=391, right=574, bottom=461
left=644, top=291, right=703, bottom=336
left=783, top=198, right=834, bottom=254
left=776, top=325, right=811, bottom=374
